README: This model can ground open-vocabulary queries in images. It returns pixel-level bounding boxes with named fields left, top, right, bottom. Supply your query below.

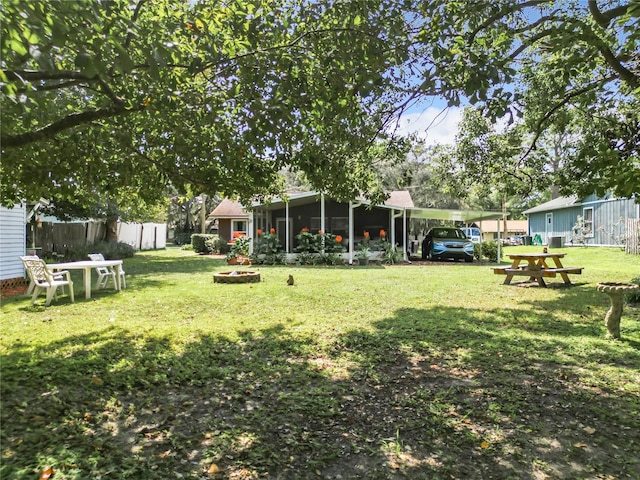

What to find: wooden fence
left=31, top=221, right=166, bottom=255
left=33, top=221, right=106, bottom=256
left=626, top=218, right=640, bottom=255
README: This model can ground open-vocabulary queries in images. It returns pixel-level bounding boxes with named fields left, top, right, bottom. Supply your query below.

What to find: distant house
left=523, top=194, right=639, bottom=247
left=0, top=204, right=27, bottom=289
left=477, top=219, right=528, bottom=243
left=209, top=199, right=251, bottom=242
left=210, top=191, right=504, bottom=262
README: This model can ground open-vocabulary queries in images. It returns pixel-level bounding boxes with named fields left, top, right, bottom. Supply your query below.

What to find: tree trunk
left=105, top=215, right=118, bottom=243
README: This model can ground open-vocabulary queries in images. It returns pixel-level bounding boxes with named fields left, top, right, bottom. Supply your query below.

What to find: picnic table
left=492, top=252, right=583, bottom=287
left=48, top=259, right=124, bottom=299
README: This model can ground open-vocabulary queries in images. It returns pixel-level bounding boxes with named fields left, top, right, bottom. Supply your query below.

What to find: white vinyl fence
left=117, top=222, right=167, bottom=250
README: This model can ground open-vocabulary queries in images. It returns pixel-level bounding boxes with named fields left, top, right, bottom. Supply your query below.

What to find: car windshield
left=435, top=229, right=466, bottom=239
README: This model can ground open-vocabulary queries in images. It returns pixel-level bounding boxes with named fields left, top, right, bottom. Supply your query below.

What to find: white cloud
left=394, top=106, right=463, bottom=146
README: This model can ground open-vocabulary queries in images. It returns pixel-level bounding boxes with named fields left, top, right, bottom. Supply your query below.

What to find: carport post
left=496, top=217, right=501, bottom=263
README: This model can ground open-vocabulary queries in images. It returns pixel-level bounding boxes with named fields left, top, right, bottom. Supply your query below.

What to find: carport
left=406, top=207, right=505, bottom=262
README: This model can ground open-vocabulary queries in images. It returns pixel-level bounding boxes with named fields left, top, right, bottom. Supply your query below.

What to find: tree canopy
left=405, top=0, right=639, bottom=199
left=1, top=0, right=409, bottom=210
left=2, top=0, right=638, bottom=214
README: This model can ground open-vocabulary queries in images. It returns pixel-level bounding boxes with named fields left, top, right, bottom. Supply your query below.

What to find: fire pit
left=596, top=282, right=639, bottom=339
left=213, top=271, right=261, bottom=284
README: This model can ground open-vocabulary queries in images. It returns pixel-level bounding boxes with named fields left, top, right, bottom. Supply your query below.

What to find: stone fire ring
left=214, top=271, right=261, bottom=284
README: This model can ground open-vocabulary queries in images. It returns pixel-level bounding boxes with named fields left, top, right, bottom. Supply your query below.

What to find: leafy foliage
left=407, top=0, right=640, bottom=198
left=1, top=0, right=410, bottom=210
left=62, top=241, right=135, bottom=262
left=191, top=234, right=217, bottom=254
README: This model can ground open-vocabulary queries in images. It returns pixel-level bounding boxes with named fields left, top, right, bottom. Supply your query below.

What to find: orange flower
left=257, top=229, right=262, bottom=236
left=380, top=229, right=386, bottom=238
left=270, top=227, right=275, bottom=234
left=301, top=227, right=309, bottom=233
left=335, top=235, right=343, bottom=243
left=364, top=231, right=370, bottom=238
left=318, top=229, right=323, bottom=235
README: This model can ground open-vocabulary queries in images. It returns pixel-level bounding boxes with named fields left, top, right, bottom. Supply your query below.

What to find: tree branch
left=469, top=0, right=553, bottom=42
left=124, top=0, right=147, bottom=49
left=518, top=76, right=615, bottom=164
left=2, top=104, right=145, bottom=148
left=588, top=1, right=631, bottom=28
left=4, top=69, right=95, bottom=82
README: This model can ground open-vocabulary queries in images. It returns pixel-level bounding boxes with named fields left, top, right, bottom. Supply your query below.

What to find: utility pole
left=200, top=194, right=207, bottom=234
left=502, top=194, right=508, bottom=238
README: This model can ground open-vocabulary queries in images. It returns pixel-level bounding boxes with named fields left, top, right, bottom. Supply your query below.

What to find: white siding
left=0, top=204, right=26, bottom=281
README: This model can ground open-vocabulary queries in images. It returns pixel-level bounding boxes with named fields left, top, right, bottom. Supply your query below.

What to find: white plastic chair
left=21, top=258, right=74, bottom=306
left=88, top=253, right=126, bottom=289
left=20, top=255, right=65, bottom=295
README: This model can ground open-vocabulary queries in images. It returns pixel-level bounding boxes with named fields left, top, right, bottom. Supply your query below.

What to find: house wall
left=0, top=204, right=27, bottom=285
left=218, top=219, right=232, bottom=243
left=253, top=199, right=408, bottom=252
left=528, top=197, right=638, bottom=246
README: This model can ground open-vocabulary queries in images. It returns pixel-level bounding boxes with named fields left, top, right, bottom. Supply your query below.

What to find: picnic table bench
left=492, top=253, right=583, bottom=287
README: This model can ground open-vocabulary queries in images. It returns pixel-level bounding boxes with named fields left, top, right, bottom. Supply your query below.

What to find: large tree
left=404, top=0, right=639, bottom=199
left=2, top=0, right=638, bottom=211
left=1, top=0, right=409, bottom=210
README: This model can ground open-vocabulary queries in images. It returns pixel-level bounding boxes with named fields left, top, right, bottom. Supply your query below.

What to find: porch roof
left=250, top=190, right=414, bottom=211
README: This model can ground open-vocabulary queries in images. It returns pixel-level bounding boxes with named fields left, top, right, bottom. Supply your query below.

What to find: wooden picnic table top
left=507, top=252, right=566, bottom=260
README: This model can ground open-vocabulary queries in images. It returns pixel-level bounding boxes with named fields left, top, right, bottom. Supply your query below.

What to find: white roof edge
left=408, top=207, right=503, bottom=222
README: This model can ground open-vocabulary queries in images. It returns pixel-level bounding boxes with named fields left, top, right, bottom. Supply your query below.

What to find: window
left=310, top=217, right=328, bottom=233
left=331, top=217, right=348, bottom=235
left=582, top=207, right=594, bottom=237
left=232, top=220, right=247, bottom=237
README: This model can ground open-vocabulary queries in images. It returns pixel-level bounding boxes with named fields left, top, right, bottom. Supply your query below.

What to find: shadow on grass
left=2, top=305, right=639, bottom=479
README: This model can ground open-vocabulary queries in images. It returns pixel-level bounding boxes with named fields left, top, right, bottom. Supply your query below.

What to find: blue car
left=421, top=227, right=474, bottom=262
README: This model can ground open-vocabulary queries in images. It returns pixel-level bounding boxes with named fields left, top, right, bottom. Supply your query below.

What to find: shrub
left=318, top=253, right=344, bottom=265
left=204, top=235, right=224, bottom=254
left=627, top=276, right=640, bottom=304
left=294, top=228, right=321, bottom=253
left=473, top=243, right=482, bottom=260
left=480, top=241, right=503, bottom=262
left=254, top=232, right=284, bottom=256
left=377, top=239, right=400, bottom=264
left=191, top=234, right=217, bottom=254
left=295, top=252, right=317, bottom=265
left=64, top=241, right=135, bottom=261
left=172, top=233, right=192, bottom=246
left=226, top=236, right=250, bottom=260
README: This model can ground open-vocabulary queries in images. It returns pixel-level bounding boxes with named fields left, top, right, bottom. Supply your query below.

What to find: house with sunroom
left=210, top=191, right=505, bottom=263
left=523, top=194, right=639, bottom=248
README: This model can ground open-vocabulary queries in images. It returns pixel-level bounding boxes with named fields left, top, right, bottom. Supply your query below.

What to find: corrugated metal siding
left=527, top=197, right=639, bottom=246
left=587, top=197, right=638, bottom=245
left=0, top=204, right=26, bottom=281
left=528, top=207, right=581, bottom=243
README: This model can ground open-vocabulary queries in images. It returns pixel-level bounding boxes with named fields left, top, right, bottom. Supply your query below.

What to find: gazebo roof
left=210, top=199, right=249, bottom=219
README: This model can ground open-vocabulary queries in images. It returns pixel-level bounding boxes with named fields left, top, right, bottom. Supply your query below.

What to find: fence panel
left=626, top=218, right=639, bottom=255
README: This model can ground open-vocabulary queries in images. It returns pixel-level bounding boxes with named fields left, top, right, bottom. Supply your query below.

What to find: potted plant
left=226, top=236, right=251, bottom=265
left=356, top=244, right=370, bottom=266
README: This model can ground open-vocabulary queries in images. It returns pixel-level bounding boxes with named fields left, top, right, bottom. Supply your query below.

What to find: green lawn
left=2, top=246, right=639, bottom=479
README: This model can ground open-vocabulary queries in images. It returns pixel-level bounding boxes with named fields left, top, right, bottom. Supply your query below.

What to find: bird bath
left=596, top=282, right=639, bottom=339
left=213, top=271, right=261, bottom=284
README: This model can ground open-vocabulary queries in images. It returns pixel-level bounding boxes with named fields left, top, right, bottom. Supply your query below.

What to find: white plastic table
left=48, top=260, right=124, bottom=299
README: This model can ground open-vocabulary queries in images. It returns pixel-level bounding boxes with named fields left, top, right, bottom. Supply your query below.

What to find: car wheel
left=464, top=257, right=473, bottom=263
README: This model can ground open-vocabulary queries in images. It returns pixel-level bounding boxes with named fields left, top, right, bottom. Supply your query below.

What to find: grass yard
left=1, top=246, right=639, bottom=479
